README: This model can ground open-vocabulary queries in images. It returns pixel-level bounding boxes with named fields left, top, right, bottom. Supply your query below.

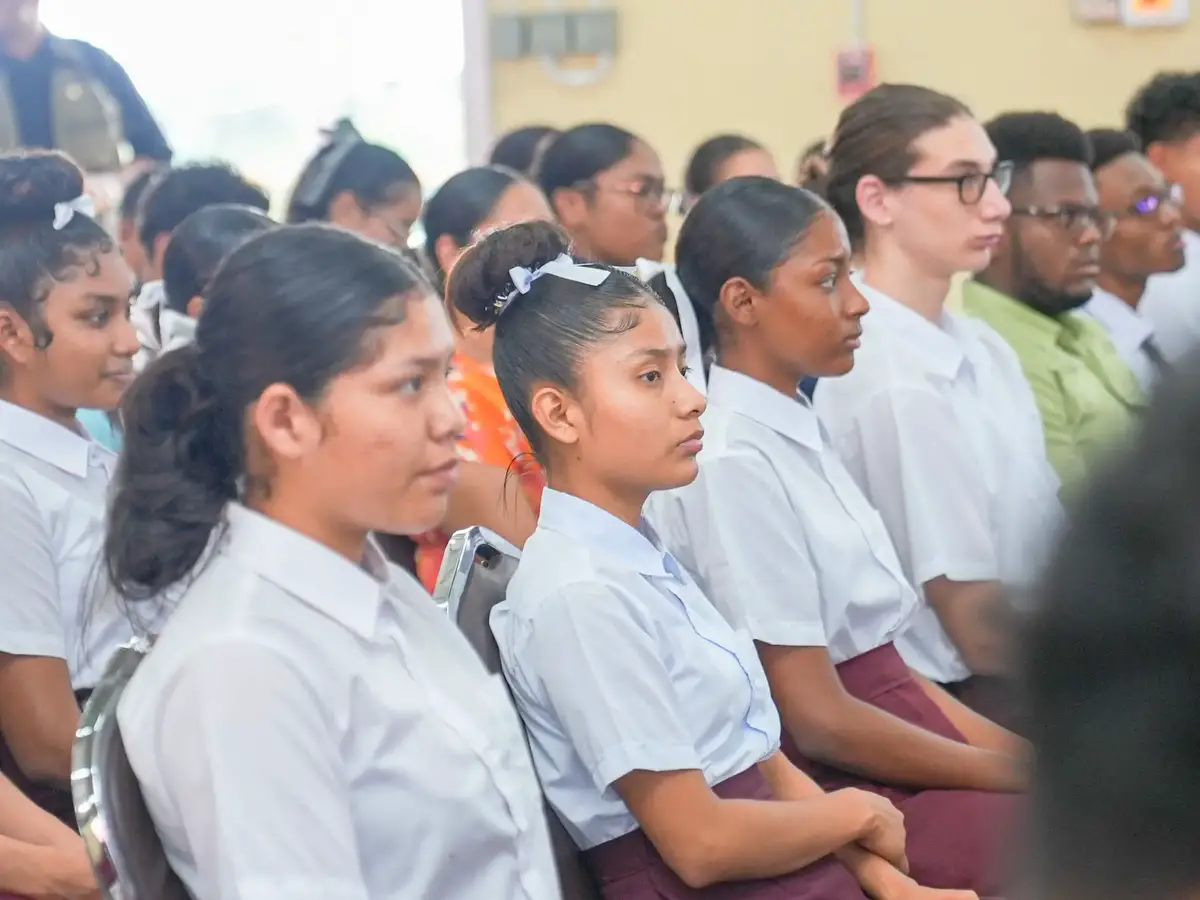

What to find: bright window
left=42, top=0, right=471, bottom=203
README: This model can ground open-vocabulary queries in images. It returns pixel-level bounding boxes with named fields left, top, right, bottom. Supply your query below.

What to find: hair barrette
left=52, top=194, right=95, bottom=230
left=492, top=253, right=610, bottom=316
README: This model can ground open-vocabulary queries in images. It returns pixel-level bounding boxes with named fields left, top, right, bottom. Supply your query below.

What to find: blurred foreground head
left=1026, top=349, right=1200, bottom=900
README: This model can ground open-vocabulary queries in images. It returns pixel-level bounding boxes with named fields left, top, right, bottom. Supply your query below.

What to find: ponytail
left=105, top=344, right=239, bottom=598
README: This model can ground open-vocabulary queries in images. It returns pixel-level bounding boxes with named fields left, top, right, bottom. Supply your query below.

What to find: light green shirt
left=961, top=280, right=1144, bottom=487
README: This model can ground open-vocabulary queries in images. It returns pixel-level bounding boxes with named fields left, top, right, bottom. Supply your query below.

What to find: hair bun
left=446, top=219, right=572, bottom=329
left=0, top=150, right=86, bottom=228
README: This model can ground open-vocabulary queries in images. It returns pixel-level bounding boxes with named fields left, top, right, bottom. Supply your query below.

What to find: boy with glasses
left=963, top=112, right=1144, bottom=488
left=1081, top=128, right=1186, bottom=395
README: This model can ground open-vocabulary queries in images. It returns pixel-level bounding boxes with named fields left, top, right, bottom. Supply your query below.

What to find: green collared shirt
left=961, top=280, right=1144, bottom=487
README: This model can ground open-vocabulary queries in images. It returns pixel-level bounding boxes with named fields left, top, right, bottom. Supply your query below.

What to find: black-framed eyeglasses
left=894, top=160, right=1014, bottom=205
left=1114, top=183, right=1184, bottom=219
left=1010, top=204, right=1116, bottom=239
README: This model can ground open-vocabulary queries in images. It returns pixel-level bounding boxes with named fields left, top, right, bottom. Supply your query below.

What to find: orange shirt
left=414, top=352, right=545, bottom=592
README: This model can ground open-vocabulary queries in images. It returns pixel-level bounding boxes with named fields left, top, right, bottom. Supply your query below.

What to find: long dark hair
left=106, top=225, right=433, bottom=598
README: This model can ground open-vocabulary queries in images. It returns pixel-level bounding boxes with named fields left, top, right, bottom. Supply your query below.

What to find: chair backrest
left=72, top=639, right=193, bottom=900
left=434, top=527, right=602, bottom=900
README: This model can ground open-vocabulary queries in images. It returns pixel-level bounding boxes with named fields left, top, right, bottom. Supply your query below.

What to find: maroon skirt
left=782, top=642, right=1018, bottom=896
left=583, top=766, right=867, bottom=899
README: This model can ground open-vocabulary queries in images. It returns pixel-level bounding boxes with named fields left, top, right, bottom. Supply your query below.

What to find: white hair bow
left=52, top=194, right=96, bottom=230
left=496, top=253, right=610, bottom=315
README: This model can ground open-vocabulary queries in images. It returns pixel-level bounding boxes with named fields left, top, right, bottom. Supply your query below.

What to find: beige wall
left=489, top=0, right=1200, bottom=184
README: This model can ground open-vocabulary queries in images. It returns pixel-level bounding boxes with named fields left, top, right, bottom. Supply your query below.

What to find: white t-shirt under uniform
left=118, top=503, right=562, bottom=900
left=814, top=279, right=1063, bottom=685
left=648, top=365, right=919, bottom=665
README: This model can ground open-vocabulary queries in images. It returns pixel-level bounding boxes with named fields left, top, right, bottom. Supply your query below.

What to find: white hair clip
left=495, top=253, right=611, bottom=315
left=52, top=194, right=95, bottom=230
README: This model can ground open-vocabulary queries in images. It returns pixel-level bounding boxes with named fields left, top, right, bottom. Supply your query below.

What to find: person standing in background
left=1126, top=72, right=1200, bottom=362
left=0, top=0, right=170, bottom=171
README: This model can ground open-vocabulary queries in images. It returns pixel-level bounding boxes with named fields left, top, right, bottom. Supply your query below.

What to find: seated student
left=1024, top=351, right=1200, bottom=900
left=652, top=176, right=1024, bottom=895
left=107, top=225, right=561, bottom=900
left=815, top=85, right=1064, bottom=728
left=962, top=112, right=1145, bottom=487
left=412, top=165, right=555, bottom=590
left=287, top=118, right=422, bottom=253
left=132, top=162, right=270, bottom=369
left=683, top=134, right=779, bottom=208
left=116, top=165, right=165, bottom=289
left=1081, top=128, right=1185, bottom=395
left=490, top=125, right=561, bottom=177
left=158, top=203, right=276, bottom=352
left=0, top=772, right=97, bottom=899
left=454, top=220, right=976, bottom=900
left=0, top=151, right=147, bottom=824
left=538, top=123, right=707, bottom=390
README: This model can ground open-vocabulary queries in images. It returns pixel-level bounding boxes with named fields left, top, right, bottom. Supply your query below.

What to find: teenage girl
left=106, top=224, right=562, bottom=899
left=653, top=175, right=1023, bottom=895
left=448, top=219, right=977, bottom=900
left=0, top=151, right=145, bottom=823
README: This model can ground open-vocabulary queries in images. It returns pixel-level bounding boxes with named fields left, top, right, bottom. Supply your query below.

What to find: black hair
left=684, top=134, right=764, bottom=198
left=447, top=219, right=660, bottom=460
left=1086, top=128, right=1143, bottom=172
left=106, top=225, right=433, bottom=598
left=826, top=83, right=972, bottom=246
left=984, top=112, right=1093, bottom=183
left=119, top=165, right=165, bottom=222
left=421, top=166, right=524, bottom=289
left=489, top=125, right=560, bottom=175
left=676, top=176, right=829, bottom=357
left=286, top=121, right=419, bottom=224
left=161, top=204, right=275, bottom=314
left=0, top=150, right=115, bottom=363
left=1125, top=71, right=1200, bottom=146
left=1026, top=348, right=1200, bottom=900
left=537, top=123, right=638, bottom=200
left=139, top=162, right=270, bottom=255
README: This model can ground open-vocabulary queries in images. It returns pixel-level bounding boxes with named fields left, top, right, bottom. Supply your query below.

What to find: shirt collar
left=707, top=365, right=821, bottom=451
left=961, top=279, right=1066, bottom=348
left=537, top=487, right=673, bottom=578
left=1083, top=288, right=1153, bottom=345
left=134, top=280, right=165, bottom=311
left=854, top=275, right=966, bottom=379
left=0, top=399, right=96, bottom=478
left=220, top=503, right=388, bottom=639
left=159, top=308, right=197, bottom=352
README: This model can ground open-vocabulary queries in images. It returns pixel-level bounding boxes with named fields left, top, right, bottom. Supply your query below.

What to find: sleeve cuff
left=743, top=618, right=827, bottom=649
left=592, top=741, right=704, bottom=792
left=914, top=556, right=1000, bottom=587
left=0, top=630, right=67, bottom=660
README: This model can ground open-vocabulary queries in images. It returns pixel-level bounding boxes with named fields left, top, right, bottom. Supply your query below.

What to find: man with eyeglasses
left=1080, top=129, right=1185, bottom=396
left=962, top=112, right=1145, bottom=488
left=1127, top=72, right=1200, bottom=363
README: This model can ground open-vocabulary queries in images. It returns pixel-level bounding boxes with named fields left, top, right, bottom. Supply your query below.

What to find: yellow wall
left=489, top=0, right=1200, bottom=184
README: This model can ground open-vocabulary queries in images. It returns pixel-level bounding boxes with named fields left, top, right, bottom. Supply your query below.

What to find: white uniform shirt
left=131, top=279, right=164, bottom=372
left=1139, top=229, right=1200, bottom=363
left=493, top=488, right=780, bottom=850
left=630, top=260, right=707, bottom=393
left=648, top=366, right=918, bottom=665
left=1082, top=287, right=1160, bottom=395
left=0, top=400, right=136, bottom=688
left=814, top=279, right=1063, bottom=684
left=118, top=503, right=561, bottom=900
